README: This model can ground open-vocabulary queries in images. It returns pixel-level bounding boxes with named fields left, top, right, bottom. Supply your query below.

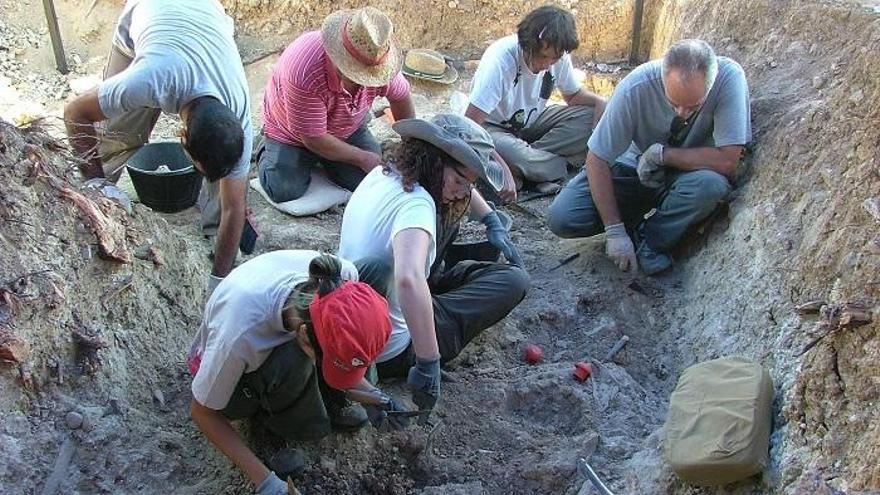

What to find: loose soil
left=1, top=1, right=878, bottom=494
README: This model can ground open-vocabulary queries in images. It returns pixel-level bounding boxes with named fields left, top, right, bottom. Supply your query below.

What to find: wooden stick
left=629, top=0, right=645, bottom=65
left=42, top=0, right=68, bottom=74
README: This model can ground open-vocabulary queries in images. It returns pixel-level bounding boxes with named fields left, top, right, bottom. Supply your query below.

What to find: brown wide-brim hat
left=322, top=8, right=403, bottom=87
left=402, top=49, right=459, bottom=85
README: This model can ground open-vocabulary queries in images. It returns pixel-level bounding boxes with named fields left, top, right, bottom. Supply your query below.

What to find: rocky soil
left=0, top=0, right=878, bottom=494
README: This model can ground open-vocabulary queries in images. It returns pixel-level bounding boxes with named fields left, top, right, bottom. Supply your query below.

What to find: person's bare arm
left=464, top=103, right=488, bottom=126
left=388, top=95, right=416, bottom=121
left=392, top=228, right=440, bottom=360
left=663, top=145, right=744, bottom=177
left=584, top=151, right=620, bottom=226
left=468, top=188, right=492, bottom=219
left=63, top=89, right=106, bottom=178
left=464, top=104, right=517, bottom=203
left=212, top=176, right=247, bottom=278
left=562, top=88, right=607, bottom=130
left=190, top=398, right=269, bottom=487
left=300, top=133, right=381, bottom=173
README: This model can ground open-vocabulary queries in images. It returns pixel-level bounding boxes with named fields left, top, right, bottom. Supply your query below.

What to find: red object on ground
left=573, top=362, right=593, bottom=382
left=523, top=344, right=543, bottom=364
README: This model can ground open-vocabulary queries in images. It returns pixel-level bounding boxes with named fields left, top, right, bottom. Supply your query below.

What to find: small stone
left=849, top=89, right=864, bottom=104
left=864, top=198, right=880, bottom=222
left=65, top=411, right=83, bottom=430
left=866, top=236, right=880, bottom=255
left=447, top=0, right=457, bottom=7
left=319, top=457, right=337, bottom=472
left=152, top=389, right=166, bottom=409
left=81, top=414, right=95, bottom=432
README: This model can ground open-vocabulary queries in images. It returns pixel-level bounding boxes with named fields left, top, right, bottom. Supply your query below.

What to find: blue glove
left=364, top=390, right=412, bottom=431
left=256, top=472, right=289, bottom=495
left=407, top=357, right=441, bottom=421
left=481, top=210, right=524, bottom=267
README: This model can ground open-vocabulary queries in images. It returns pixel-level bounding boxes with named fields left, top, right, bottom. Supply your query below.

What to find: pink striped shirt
left=262, top=31, right=411, bottom=146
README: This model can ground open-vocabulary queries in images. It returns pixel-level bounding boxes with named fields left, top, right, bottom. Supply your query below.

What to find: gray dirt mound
left=0, top=120, right=213, bottom=493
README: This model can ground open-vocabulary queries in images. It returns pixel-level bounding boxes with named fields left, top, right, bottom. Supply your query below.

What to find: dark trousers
left=546, top=163, right=731, bottom=252
left=355, top=257, right=530, bottom=378
left=256, top=124, right=380, bottom=203
left=221, top=341, right=331, bottom=441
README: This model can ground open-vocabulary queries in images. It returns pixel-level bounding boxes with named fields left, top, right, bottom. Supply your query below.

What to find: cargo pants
left=485, top=105, right=594, bottom=183
left=354, top=256, right=530, bottom=379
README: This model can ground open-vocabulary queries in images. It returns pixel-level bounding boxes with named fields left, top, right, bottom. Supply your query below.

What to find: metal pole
left=42, top=0, right=69, bottom=74
left=629, top=0, right=645, bottom=65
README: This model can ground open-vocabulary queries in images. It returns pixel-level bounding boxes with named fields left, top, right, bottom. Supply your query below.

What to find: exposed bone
left=71, top=326, right=108, bottom=374
left=59, top=187, right=131, bottom=263
left=796, top=300, right=825, bottom=314
left=101, top=275, right=133, bottom=306
left=0, top=330, right=30, bottom=363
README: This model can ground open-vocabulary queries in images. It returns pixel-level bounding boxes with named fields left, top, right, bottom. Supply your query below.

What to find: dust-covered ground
left=1, top=0, right=879, bottom=494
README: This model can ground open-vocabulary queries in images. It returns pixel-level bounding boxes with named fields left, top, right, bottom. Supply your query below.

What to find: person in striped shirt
left=257, top=7, right=416, bottom=203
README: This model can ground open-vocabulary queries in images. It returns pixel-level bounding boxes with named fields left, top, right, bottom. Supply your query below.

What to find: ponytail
left=286, top=254, right=344, bottom=325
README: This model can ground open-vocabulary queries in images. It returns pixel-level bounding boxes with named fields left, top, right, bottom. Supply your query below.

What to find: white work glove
left=255, top=472, right=289, bottom=495
left=604, top=222, right=637, bottom=272
left=637, top=143, right=665, bottom=188
left=83, top=177, right=132, bottom=214
left=206, top=274, right=223, bottom=301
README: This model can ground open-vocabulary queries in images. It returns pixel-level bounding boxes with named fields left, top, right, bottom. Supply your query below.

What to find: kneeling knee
left=546, top=206, right=578, bottom=238
left=692, top=171, right=731, bottom=205
left=505, top=265, right=531, bottom=301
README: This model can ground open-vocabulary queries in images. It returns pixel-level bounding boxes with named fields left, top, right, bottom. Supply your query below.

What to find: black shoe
left=327, top=399, right=369, bottom=431
left=266, top=447, right=307, bottom=479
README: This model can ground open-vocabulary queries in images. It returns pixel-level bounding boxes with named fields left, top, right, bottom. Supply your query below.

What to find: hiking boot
left=534, top=181, right=561, bottom=195
left=266, top=447, right=307, bottom=479
left=327, top=399, right=369, bottom=431
left=636, top=240, right=673, bottom=276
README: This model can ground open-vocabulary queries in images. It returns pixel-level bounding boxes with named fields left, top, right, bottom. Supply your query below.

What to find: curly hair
left=517, top=5, right=579, bottom=57
left=384, top=137, right=450, bottom=207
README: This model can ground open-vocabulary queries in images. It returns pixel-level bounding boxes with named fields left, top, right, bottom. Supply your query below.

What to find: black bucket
left=125, top=142, right=202, bottom=213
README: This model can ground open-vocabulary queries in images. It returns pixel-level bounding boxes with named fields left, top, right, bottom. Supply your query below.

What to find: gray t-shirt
left=188, top=250, right=358, bottom=410
left=588, top=57, right=751, bottom=167
left=98, top=0, right=253, bottom=177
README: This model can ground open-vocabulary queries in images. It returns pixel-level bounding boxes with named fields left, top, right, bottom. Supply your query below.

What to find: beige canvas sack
left=665, top=356, right=774, bottom=486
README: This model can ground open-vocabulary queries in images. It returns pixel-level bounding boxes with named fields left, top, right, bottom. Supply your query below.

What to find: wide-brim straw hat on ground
left=402, top=49, right=458, bottom=84
left=392, top=113, right=505, bottom=191
left=321, top=7, right=403, bottom=87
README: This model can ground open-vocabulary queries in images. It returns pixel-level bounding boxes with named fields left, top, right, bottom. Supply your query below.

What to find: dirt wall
left=222, top=0, right=638, bottom=61
left=633, top=0, right=880, bottom=493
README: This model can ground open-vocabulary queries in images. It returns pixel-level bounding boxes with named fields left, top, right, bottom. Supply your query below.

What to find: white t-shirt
left=469, top=34, right=581, bottom=129
left=189, top=250, right=358, bottom=410
left=338, top=167, right=437, bottom=363
left=98, top=0, right=253, bottom=178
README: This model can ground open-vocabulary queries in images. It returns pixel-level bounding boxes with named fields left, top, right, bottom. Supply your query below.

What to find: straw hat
left=321, top=7, right=403, bottom=87
left=402, top=49, right=458, bottom=84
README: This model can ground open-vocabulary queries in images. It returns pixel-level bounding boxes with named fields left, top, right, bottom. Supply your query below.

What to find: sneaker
left=636, top=240, right=673, bottom=275
left=326, top=400, right=368, bottom=431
